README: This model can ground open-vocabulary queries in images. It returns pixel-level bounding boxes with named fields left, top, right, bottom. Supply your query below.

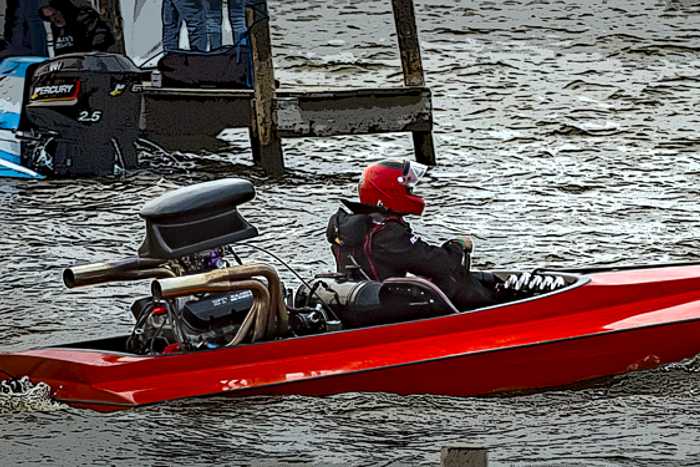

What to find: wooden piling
left=440, top=446, right=488, bottom=467
left=97, top=0, right=126, bottom=55
left=391, top=0, right=436, bottom=166
left=138, top=0, right=437, bottom=174
left=246, top=2, right=284, bottom=176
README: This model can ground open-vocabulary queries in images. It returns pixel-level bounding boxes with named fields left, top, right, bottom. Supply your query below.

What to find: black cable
left=148, top=313, right=169, bottom=355
left=304, top=280, right=322, bottom=307
left=229, top=248, right=244, bottom=265
left=233, top=242, right=341, bottom=321
left=165, top=299, right=190, bottom=351
left=126, top=305, right=153, bottom=353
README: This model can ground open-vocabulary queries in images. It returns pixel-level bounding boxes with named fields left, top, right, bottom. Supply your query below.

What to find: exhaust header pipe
left=63, top=257, right=174, bottom=289
left=152, top=263, right=282, bottom=300
left=151, top=263, right=288, bottom=342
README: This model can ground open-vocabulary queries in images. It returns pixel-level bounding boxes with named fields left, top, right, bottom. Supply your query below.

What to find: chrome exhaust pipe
left=152, top=263, right=277, bottom=298
left=63, top=257, right=174, bottom=288
left=225, top=280, right=270, bottom=345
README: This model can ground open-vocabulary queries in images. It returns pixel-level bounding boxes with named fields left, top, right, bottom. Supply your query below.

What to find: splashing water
left=0, top=377, right=66, bottom=413
left=665, top=354, right=700, bottom=373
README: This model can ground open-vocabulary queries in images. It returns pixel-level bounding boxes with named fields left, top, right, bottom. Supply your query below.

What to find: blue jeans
left=162, top=0, right=208, bottom=52
left=7, top=0, right=48, bottom=56
left=205, top=0, right=249, bottom=50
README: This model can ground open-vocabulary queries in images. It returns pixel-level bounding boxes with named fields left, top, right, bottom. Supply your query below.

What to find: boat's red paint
left=2, top=265, right=700, bottom=411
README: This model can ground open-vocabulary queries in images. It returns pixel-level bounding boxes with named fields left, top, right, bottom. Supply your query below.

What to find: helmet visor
left=398, top=161, right=428, bottom=189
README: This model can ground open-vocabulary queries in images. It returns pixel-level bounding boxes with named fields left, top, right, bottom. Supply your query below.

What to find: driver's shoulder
left=373, top=216, right=414, bottom=241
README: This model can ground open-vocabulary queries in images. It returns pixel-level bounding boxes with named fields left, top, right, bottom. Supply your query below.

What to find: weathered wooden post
left=391, top=0, right=436, bottom=166
left=441, top=446, right=488, bottom=467
left=138, top=0, right=437, bottom=174
left=97, top=0, right=126, bottom=55
left=246, top=1, right=284, bottom=176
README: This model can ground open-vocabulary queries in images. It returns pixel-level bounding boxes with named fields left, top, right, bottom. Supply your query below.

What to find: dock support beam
left=247, top=2, right=284, bottom=176
left=391, top=0, right=436, bottom=166
left=98, top=0, right=126, bottom=55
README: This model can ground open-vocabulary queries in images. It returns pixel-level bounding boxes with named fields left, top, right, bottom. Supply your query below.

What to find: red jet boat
left=1, top=179, right=699, bottom=411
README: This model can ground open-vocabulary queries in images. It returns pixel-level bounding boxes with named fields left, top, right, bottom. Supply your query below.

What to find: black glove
left=448, top=235, right=474, bottom=253
left=446, top=236, right=474, bottom=271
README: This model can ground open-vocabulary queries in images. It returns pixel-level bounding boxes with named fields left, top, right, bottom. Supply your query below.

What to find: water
left=2, top=0, right=700, bottom=464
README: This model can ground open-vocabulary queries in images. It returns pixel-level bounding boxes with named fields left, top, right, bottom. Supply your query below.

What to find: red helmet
left=358, top=160, right=428, bottom=215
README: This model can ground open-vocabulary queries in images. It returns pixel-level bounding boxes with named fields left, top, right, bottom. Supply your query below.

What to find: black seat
left=379, top=277, right=460, bottom=319
left=375, top=277, right=459, bottom=322
left=140, top=178, right=255, bottom=221
left=138, top=178, right=258, bottom=259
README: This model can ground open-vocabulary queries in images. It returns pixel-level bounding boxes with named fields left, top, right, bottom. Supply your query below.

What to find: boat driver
left=326, top=159, right=499, bottom=311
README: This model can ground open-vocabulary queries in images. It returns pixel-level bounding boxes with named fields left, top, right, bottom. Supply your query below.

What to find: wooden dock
left=134, top=0, right=436, bottom=176
left=138, top=86, right=432, bottom=154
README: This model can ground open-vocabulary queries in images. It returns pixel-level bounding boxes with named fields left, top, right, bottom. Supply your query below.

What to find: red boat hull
left=237, top=319, right=698, bottom=398
left=2, top=265, right=700, bottom=411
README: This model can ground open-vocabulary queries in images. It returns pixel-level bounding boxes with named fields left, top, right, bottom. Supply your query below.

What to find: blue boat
left=0, top=56, right=46, bottom=179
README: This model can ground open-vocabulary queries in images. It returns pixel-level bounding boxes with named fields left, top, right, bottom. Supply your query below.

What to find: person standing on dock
left=204, top=0, right=249, bottom=49
left=37, top=0, right=114, bottom=56
left=1, top=0, right=48, bottom=57
left=162, top=0, right=207, bottom=52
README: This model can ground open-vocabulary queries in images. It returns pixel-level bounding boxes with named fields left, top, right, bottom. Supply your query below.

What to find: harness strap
left=363, top=215, right=402, bottom=281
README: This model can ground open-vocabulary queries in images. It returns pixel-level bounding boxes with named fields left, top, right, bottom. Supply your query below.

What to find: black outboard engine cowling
left=20, top=52, right=148, bottom=176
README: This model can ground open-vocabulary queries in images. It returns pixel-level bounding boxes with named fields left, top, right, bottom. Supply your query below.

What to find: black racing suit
left=38, top=0, right=114, bottom=56
left=326, top=201, right=499, bottom=311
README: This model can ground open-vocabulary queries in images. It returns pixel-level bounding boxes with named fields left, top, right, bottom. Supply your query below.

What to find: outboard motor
left=19, top=52, right=148, bottom=176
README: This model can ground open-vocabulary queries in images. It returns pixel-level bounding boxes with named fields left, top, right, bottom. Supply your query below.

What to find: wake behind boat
left=1, top=178, right=699, bottom=411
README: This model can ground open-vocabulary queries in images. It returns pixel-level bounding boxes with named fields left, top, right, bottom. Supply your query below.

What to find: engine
left=127, top=288, right=254, bottom=354
left=126, top=243, right=270, bottom=354
left=63, top=179, right=272, bottom=355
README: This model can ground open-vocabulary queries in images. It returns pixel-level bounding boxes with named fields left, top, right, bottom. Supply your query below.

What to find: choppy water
left=2, top=0, right=700, bottom=465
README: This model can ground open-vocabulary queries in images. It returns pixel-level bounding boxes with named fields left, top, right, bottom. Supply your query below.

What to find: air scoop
left=138, top=178, right=259, bottom=259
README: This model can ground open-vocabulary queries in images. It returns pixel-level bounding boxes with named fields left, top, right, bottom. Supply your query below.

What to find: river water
left=2, top=0, right=700, bottom=465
